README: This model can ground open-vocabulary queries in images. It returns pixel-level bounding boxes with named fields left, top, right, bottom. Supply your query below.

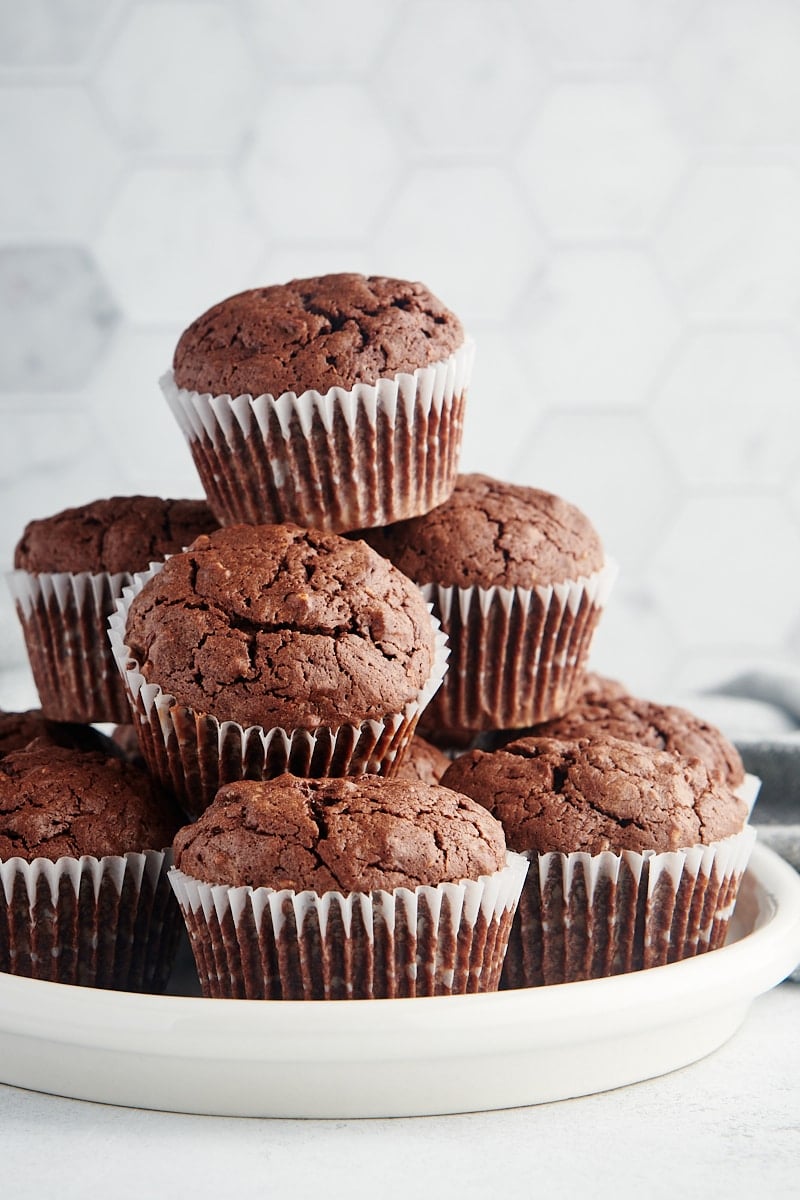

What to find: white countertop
left=0, top=980, right=796, bottom=1199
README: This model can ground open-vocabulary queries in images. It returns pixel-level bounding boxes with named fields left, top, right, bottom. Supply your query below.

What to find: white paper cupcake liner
left=108, top=562, right=450, bottom=818
left=169, top=850, right=528, bottom=1000
left=418, top=558, right=618, bottom=732
left=160, top=339, right=474, bottom=533
left=0, top=848, right=181, bottom=991
left=736, top=772, right=761, bottom=814
left=7, top=567, right=133, bottom=724
left=501, top=824, right=757, bottom=989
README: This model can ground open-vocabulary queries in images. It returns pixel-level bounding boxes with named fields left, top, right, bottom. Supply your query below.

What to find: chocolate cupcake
left=8, top=496, right=218, bottom=724
left=359, top=474, right=616, bottom=731
left=392, top=734, right=451, bottom=785
left=169, top=774, right=528, bottom=1000
left=108, top=523, right=448, bottom=817
left=442, top=734, right=754, bottom=988
left=162, top=274, right=472, bottom=533
left=0, top=741, right=184, bottom=990
left=0, top=708, right=116, bottom=758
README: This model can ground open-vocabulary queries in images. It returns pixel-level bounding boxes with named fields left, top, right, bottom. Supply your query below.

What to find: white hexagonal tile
left=459, top=330, right=536, bottom=480
left=516, top=250, right=679, bottom=409
left=657, top=165, right=800, bottom=321
left=508, top=412, right=679, bottom=566
left=94, top=168, right=265, bottom=325
left=241, top=84, right=399, bottom=243
left=80, top=326, right=207, bottom=498
left=652, top=332, right=800, bottom=488
left=667, top=0, right=800, bottom=146
left=0, top=88, right=122, bottom=239
left=587, top=582, right=678, bottom=697
left=0, top=0, right=121, bottom=65
left=239, top=0, right=398, bottom=74
left=0, top=247, right=119, bottom=391
left=255, top=246, right=373, bottom=287
left=375, top=166, right=545, bottom=325
left=94, top=2, right=256, bottom=157
left=648, top=496, right=800, bottom=649
left=518, top=83, right=687, bottom=240
left=531, top=0, right=693, bottom=64
left=374, top=0, right=547, bottom=155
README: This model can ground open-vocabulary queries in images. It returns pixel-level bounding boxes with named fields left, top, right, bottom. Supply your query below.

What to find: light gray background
left=2, top=0, right=800, bottom=707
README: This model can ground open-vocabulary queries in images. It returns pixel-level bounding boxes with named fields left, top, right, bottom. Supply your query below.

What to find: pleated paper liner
left=7, top=568, right=133, bottom=724
left=169, top=851, right=528, bottom=1000
left=501, top=825, right=757, bottom=989
left=108, top=563, right=450, bottom=819
left=0, top=849, right=181, bottom=991
left=160, top=339, right=473, bottom=534
left=418, top=559, right=618, bottom=732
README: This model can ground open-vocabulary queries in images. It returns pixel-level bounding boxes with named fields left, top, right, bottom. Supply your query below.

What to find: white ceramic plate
left=0, top=841, right=798, bottom=1119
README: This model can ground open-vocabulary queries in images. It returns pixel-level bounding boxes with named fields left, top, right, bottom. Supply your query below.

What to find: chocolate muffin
left=162, top=274, right=472, bottom=532
left=358, top=474, right=615, bottom=731
left=170, top=774, right=527, bottom=1000
left=442, top=734, right=753, bottom=986
left=110, top=523, right=447, bottom=816
left=9, top=496, right=218, bottom=724
left=0, top=709, right=116, bottom=759
left=0, top=741, right=184, bottom=990
left=530, top=693, right=745, bottom=790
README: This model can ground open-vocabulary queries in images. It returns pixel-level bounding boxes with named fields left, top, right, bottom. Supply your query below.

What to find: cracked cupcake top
left=441, top=734, right=747, bottom=855
left=357, top=473, right=604, bottom=589
left=173, top=774, right=507, bottom=892
left=123, top=522, right=437, bottom=730
left=531, top=694, right=745, bottom=788
left=14, top=496, right=218, bottom=575
left=392, top=734, right=451, bottom=787
left=0, top=709, right=116, bottom=759
left=172, top=273, right=464, bottom=398
left=0, top=740, right=183, bottom=861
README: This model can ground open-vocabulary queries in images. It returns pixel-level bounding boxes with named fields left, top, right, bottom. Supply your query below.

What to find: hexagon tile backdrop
left=1, top=0, right=799, bottom=714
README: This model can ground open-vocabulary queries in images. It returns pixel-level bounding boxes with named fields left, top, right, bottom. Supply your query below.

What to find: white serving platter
left=0, top=840, right=798, bottom=1119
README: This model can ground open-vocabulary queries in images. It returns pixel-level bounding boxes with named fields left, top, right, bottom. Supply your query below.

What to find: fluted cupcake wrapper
left=160, top=339, right=473, bottom=534
left=0, top=849, right=181, bottom=991
left=501, top=825, right=757, bottom=990
left=108, top=562, right=450, bottom=819
left=169, top=851, right=528, bottom=1000
left=7, top=568, right=133, bottom=724
left=419, top=559, right=618, bottom=732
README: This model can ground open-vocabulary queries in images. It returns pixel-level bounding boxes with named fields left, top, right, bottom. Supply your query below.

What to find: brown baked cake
left=0, top=709, right=116, bottom=758
left=0, top=741, right=185, bottom=990
left=357, top=473, right=615, bottom=731
left=162, top=273, right=472, bottom=532
left=442, top=734, right=753, bottom=986
left=9, top=496, right=218, bottom=725
left=170, top=773, right=528, bottom=999
left=391, top=734, right=451, bottom=785
left=111, top=523, right=447, bottom=816
left=530, top=693, right=745, bottom=789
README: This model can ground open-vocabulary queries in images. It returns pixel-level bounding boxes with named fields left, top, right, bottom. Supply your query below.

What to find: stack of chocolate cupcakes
left=3, top=272, right=754, bottom=1000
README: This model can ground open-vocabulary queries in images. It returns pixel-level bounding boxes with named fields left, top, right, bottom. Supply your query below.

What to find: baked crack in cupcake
left=162, top=273, right=472, bottom=533
left=109, top=523, right=448, bottom=816
left=169, top=774, right=528, bottom=1000
left=442, top=734, right=754, bottom=987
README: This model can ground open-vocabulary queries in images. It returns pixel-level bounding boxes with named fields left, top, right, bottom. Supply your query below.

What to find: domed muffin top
left=172, top=274, right=464, bottom=398
left=14, top=496, right=218, bottom=575
left=123, top=522, right=438, bottom=730
left=441, top=734, right=747, bottom=856
left=357, top=473, right=604, bottom=589
left=173, top=773, right=507, bottom=893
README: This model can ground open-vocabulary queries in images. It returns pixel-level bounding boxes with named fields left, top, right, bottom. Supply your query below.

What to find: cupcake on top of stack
left=109, top=522, right=449, bottom=817
left=169, top=773, right=527, bottom=1000
left=0, top=740, right=184, bottom=990
left=442, top=733, right=754, bottom=988
left=9, top=496, right=218, bottom=724
left=358, top=473, right=617, bottom=734
left=162, top=273, right=473, bottom=534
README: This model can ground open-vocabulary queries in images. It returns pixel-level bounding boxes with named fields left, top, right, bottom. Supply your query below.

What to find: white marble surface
left=0, top=982, right=796, bottom=1199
